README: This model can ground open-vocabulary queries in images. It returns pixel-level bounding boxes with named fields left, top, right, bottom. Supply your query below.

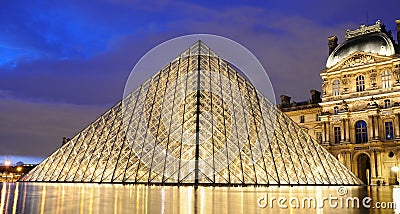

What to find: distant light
left=392, top=166, right=400, bottom=173
left=4, top=160, right=11, bottom=166
left=16, top=167, right=22, bottom=172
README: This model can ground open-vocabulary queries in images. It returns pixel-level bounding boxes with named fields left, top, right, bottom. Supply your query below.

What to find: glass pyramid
left=20, top=41, right=362, bottom=186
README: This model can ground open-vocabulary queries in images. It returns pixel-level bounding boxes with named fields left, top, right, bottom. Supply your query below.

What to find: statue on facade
left=367, top=97, right=379, bottom=109
left=322, top=79, right=327, bottom=95
left=340, top=100, right=349, bottom=112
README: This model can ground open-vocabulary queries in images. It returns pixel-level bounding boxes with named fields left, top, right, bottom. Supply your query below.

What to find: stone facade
left=280, top=19, right=400, bottom=185
left=278, top=91, right=323, bottom=143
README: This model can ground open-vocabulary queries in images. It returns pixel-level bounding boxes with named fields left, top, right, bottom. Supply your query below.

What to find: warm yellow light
left=16, top=167, right=22, bottom=172
left=392, top=166, right=400, bottom=173
left=4, top=160, right=11, bottom=166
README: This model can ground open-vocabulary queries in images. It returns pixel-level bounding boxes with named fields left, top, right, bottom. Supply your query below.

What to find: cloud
left=0, top=97, right=107, bottom=158
left=2, top=1, right=398, bottom=105
left=0, top=1, right=122, bottom=69
left=1, top=0, right=399, bottom=160
left=154, top=6, right=345, bottom=101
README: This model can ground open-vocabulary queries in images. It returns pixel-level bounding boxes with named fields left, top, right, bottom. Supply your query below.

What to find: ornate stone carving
left=380, top=111, right=394, bottom=118
left=341, top=54, right=375, bottom=68
left=369, top=70, right=377, bottom=89
left=367, top=97, right=379, bottom=109
left=322, top=79, right=327, bottom=95
left=339, top=101, right=349, bottom=112
left=345, top=20, right=382, bottom=40
left=353, top=100, right=368, bottom=111
left=341, top=74, right=349, bottom=92
left=394, top=64, right=400, bottom=85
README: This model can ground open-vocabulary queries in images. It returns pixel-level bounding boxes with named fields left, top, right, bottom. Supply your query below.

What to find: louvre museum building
left=280, top=19, right=400, bottom=185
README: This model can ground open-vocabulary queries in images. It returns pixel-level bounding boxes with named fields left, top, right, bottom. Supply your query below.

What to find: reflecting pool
left=0, top=183, right=399, bottom=213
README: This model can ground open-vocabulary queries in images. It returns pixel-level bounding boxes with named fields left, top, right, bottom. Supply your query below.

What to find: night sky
left=0, top=0, right=399, bottom=164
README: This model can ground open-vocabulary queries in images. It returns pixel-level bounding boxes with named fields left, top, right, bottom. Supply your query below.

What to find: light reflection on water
left=0, top=183, right=398, bottom=214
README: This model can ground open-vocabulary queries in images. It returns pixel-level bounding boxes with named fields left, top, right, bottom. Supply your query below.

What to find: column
left=326, top=122, right=330, bottom=143
left=395, top=113, right=400, bottom=139
left=338, top=152, right=345, bottom=164
left=345, top=119, right=350, bottom=142
left=346, top=152, right=352, bottom=171
left=368, top=115, right=375, bottom=140
left=370, top=150, right=376, bottom=178
left=322, top=122, right=327, bottom=143
left=374, top=115, right=380, bottom=140
left=376, top=150, right=382, bottom=177
left=340, top=119, right=346, bottom=143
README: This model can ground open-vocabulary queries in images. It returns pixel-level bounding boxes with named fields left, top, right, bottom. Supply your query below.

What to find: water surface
left=0, top=183, right=399, bottom=213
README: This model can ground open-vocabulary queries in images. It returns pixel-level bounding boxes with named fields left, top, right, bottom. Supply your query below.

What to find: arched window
left=382, top=70, right=392, bottom=88
left=355, top=120, right=368, bottom=143
left=356, top=75, right=365, bottom=92
left=332, top=80, right=340, bottom=96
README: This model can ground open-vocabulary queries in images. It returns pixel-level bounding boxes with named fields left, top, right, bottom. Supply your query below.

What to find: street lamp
left=392, top=166, right=400, bottom=185
left=4, top=160, right=11, bottom=182
left=16, top=166, right=23, bottom=181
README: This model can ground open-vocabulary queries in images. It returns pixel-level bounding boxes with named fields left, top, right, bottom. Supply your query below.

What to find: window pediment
left=342, top=54, right=375, bottom=68
left=326, top=52, right=393, bottom=72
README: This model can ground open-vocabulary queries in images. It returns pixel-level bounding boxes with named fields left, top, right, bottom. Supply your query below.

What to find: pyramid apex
left=197, top=40, right=207, bottom=44
left=190, top=39, right=208, bottom=48
left=20, top=38, right=363, bottom=186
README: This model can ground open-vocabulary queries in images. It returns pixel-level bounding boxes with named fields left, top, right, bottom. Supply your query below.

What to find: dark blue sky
left=0, top=0, right=399, bottom=163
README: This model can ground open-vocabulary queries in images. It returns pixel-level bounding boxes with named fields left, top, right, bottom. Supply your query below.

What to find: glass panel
left=385, top=122, right=394, bottom=140
left=334, top=127, right=341, bottom=144
left=356, top=76, right=365, bottom=92
left=20, top=41, right=362, bottom=186
left=355, top=120, right=368, bottom=144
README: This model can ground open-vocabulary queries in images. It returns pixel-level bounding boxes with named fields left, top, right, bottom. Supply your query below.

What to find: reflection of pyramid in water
left=21, top=41, right=362, bottom=186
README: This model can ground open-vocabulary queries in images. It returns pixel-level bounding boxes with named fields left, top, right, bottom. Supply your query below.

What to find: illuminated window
left=334, top=127, right=341, bottom=144
left=382, top=70, right=392, bottom=89
left=385, top=121, right=394, bottom=140
left=356, top=75, right=365, bottom=92
left=355, top=120, right=368, bottom=143
left=332, top=80, right=340, bottom=96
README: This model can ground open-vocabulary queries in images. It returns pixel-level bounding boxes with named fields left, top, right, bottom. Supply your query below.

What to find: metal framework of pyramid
left=20, top=41, right=362, bottom=186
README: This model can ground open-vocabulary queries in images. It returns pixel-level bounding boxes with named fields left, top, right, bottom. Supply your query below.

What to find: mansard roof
left=326, top=20, right=396, bottom=68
